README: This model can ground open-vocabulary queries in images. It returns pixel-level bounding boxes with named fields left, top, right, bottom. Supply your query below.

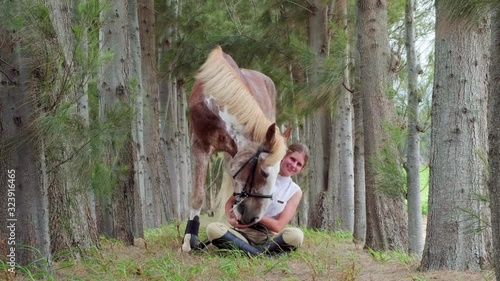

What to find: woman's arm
left=258, top=190, right=302, bottom=233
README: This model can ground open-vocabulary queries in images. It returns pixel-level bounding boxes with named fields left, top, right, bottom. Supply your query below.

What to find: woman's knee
left=206, top=222, right=230, bottom=241
left=281, top=227, right=304, bottom=248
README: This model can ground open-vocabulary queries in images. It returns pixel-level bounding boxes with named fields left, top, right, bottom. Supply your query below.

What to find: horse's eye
left=260, top=169, right=269, bottom=178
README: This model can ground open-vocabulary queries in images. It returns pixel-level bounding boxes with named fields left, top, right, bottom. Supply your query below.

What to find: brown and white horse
left=182, top=46, right=290, bottom=252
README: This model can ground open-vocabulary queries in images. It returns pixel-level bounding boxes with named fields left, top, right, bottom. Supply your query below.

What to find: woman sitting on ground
left=206, top=143, right=310, bottom=256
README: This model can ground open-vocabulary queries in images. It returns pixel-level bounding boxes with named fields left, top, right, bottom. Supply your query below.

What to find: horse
left=182, top=46, right=291, bottom=252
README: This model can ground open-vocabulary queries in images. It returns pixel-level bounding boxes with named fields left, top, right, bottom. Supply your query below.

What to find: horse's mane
left=196, top=46, right=286, bottom=166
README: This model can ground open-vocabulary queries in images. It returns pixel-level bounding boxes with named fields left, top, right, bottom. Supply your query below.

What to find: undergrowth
left=1, top=216, right=494, bottom=281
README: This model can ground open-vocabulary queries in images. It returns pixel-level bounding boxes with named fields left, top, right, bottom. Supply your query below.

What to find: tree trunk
left=352, top=11, right=366, bottom=243
left=158, top=0, right=191, bottom=221
left=356, top=0, right=408, bottom=251
left=353, top=25, right=366, bottom=244
left=97, top=0, right=142, bottom=244
left=404, top=0, right=423, bottom=257
left=306, top=0, right=334, bottom=230
left=326, top=109, right=339, bottom=230
left=128, top=0, right=146, bottom=236
left=155, top=0, right=186, bottom=221
left=176, top=78, right=192, bottom=218
left=0, top=24, right=51, bottom=269
left=420, top=1, right=491, bottom=270
left=488, top=10, right=500, bottom=280
left=47, top=0, right=98, bottom=258
left=333, top=0, right=355, bottom=232
left=138, top=0, right=162, bottom=228
left=157, top=72, right=175, bottom=222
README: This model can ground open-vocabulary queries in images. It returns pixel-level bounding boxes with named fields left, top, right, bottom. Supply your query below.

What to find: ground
left=44, top=216, right=495, bottom=281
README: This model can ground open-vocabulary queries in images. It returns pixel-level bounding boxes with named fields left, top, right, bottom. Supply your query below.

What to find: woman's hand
left=227, top=208, right=252, bottom=229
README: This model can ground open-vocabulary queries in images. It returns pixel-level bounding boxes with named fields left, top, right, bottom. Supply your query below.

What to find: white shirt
left=264, top=175, right=301, bottom=219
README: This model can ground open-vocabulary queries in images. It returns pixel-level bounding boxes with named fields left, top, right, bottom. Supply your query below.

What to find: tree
left=97, top=0, right=143, bottom=244
left=333, top=0, right=355, bottom=232
left=488, top=9, right=500, bottom=280
left=404, top=0, right=423, bottom=257
left=306, top=0, right=334, bottom=230
left=0, top=3, right=51, bottom=269
left=353, top=65, right=366, bottom=244
left=137, top=0, right=163, bottom=228
left=356, top=0, right=408, bottom=251
left=352, top=2, right=366, bottom=243
left=157, top=0, right=191, bottom=221
left=420, top=0, right=491, bottom=270
left=47, top=0, right=98, bottom=258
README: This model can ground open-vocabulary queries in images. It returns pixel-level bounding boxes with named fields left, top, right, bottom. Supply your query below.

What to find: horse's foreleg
left=182, top=145, right=210, bottom=252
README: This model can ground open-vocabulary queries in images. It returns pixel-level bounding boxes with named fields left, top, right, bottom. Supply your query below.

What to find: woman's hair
left=286, top=143, right=310, bottom=168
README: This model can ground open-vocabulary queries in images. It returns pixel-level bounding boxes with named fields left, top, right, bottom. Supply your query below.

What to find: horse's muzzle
left=235, top=203, right=261, bottom=225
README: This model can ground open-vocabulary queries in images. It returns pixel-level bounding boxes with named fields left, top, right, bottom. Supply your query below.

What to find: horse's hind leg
left=182, top=142, right=211, bottom=252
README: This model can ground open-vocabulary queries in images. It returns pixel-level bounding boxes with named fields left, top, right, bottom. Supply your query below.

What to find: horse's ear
left=265, top=123, right=277, bottom=145
left=282, top=127, right=292, bottom=140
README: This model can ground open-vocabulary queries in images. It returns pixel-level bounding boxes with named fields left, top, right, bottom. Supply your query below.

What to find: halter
left=232, top=146, right=273, bottom=201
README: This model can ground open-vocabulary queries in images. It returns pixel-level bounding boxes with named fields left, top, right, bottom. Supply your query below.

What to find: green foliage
left=420, top=166, right=430, bottom=215
left=155, top=0, right=340, bottom=124
left=367, top=248, right=418, bottom=265
left=89, top=100, right=134, bottom=198
left=437, top=0, right=499, bottom=24
left=387, top=0, right=406, bottom=26
left=3, top=0, right=135, bottom=202
left=372, top=121, right=407, bottom=198
left=371, top=123, right=430, bottom=215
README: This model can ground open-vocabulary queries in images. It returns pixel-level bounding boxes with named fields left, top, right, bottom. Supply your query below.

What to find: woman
left=206, top=143, right=309, bottom=256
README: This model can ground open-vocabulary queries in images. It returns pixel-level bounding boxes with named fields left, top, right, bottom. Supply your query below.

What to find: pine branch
left=48, top=129, right=105, bottom=173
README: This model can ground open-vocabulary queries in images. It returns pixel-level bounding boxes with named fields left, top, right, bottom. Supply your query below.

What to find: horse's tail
left=215, top=164, right=233, bottom=219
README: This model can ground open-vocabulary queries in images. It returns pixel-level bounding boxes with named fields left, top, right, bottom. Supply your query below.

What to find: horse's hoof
left=182, top=234, right=193, bottom=252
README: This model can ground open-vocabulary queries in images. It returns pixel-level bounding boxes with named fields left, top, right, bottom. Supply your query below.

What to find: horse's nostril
left=236, top=204, right=244, bottom=215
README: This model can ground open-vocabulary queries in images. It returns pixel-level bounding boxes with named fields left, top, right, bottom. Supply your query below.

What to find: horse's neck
left=220, top=112, right=252, bottom=150
left=205, top=96, right=253, bottom=150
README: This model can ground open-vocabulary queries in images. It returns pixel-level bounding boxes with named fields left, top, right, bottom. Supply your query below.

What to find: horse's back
left=217, top=51, right=276, bottom=118
left=239, top=68, right=276, bottom=122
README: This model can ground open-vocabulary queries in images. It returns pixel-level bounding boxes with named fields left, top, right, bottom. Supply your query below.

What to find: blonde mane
left=196, top=46, right=287, bottom=166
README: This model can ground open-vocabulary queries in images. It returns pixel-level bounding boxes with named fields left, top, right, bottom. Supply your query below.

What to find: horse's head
left=229, top=124, right=291, bottom=225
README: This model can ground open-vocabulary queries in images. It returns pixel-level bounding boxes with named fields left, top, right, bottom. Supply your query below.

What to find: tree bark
left=356, top=0, right=408, bottom=251
left=488, top=10, right=500, bottom=280
left=306, top=0, right=334, bottom=230
left=404, top=0, right=423, bottom=257
left=420, top=1, right=491, bottom=270
left=138, top=0, right=162, bottom=228
left=333, top=0, right=355, bottom=232
left=353, top=23, right=366, bottom=244
left=47, top=0, right=98, bottom=258
left=158, top=0, right=191, bottom=221
left=352, top=8, right=366, bottom=243
left=97, top=0, right=142, bottom=244
left=0, top=24, right=51, bottom=268
left=128, top=0, right=146, bottom=236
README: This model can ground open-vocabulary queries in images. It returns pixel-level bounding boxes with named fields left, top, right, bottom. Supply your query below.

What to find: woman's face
left=279, top=151, right=305, bottom=177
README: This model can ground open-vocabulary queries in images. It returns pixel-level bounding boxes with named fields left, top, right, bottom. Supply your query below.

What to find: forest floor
left=10, top=215, right=495, bottom=281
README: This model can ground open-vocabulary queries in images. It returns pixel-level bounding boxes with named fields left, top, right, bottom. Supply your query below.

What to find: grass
left=3, top=214, right=494, bottom=281
left=1, top=167, right=491, bottom=281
